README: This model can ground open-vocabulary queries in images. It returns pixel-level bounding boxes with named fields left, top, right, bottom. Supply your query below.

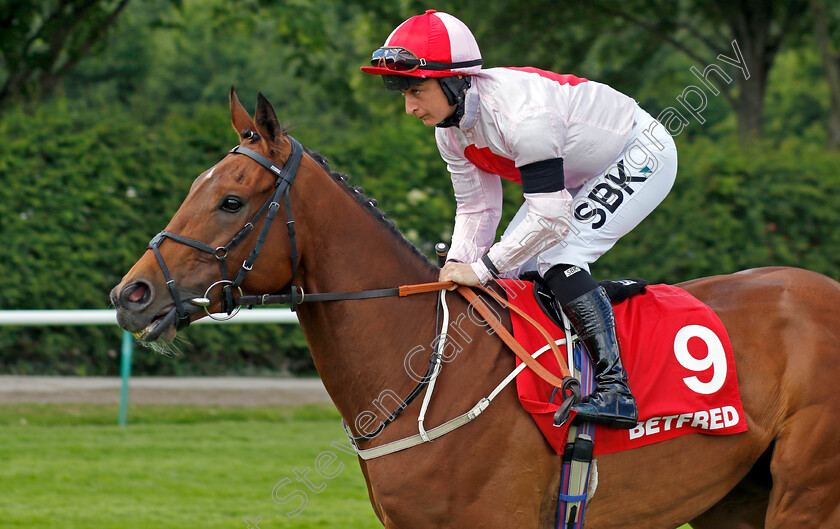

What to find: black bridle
left=147, top=136, right=304, bottom=330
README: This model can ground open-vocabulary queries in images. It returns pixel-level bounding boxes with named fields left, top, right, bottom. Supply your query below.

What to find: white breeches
left=500, top=105, right=678, bottom=277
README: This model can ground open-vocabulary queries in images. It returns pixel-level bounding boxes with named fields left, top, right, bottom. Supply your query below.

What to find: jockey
left=361, top=10, right=678, bottom=429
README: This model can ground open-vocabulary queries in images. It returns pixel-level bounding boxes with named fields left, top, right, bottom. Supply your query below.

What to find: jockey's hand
left=439, top=262, right=479, bottom=290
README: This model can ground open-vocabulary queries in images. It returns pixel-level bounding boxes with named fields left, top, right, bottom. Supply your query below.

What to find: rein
left=237, top=281, right=448, bottom=307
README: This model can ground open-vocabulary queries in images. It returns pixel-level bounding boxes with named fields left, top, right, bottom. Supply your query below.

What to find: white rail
left=0, top=309, right=298, bottom=326
left=0, top=308, right=300, bottom=426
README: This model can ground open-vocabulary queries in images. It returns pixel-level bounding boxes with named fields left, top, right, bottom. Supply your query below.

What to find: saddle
left=518, top=270, right=649, bottom=327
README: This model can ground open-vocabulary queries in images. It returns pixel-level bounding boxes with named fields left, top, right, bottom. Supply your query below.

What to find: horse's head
left=111, top=88, right=302, bottom=344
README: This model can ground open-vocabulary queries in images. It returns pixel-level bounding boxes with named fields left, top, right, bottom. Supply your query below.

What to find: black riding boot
left=561, top=287, right=638, bottom=429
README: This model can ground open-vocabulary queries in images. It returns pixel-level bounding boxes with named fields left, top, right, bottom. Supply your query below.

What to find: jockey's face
left=401, top=79, right=456, bottom=126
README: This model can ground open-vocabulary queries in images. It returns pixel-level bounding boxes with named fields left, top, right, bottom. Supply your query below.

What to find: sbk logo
left=573, top=160, right=649, bottom=229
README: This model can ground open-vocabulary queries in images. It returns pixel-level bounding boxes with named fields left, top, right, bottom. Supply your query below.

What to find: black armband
left=520, top=157, right=565, bottom=194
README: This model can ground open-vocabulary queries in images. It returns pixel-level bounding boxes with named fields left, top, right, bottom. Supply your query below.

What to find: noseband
left=147, top=137, right=304, bottom=330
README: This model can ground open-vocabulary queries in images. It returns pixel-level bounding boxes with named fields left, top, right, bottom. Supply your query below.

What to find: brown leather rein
left=242, top=279, right=571, bottom=387
left=455, top=283, right=571, bottom=384
left=402, top=281, right=571, bottom=385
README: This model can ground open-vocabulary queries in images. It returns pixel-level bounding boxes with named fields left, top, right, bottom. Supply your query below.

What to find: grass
left=0, top=403, right=694, bottom=528
left=0, top=403, right=380, bottom=529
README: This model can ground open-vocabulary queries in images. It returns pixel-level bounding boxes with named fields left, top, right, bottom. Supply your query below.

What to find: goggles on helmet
left=371, top=47, right=424, bottom=72
left=370, top=46, right=483, bottom=73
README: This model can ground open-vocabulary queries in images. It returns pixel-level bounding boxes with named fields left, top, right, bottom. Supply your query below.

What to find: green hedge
left=0, top=99, right=310, bottom=375
left=1, top=96, right=838, bottom=375
left=2, top=0, right=836, bottom=376
left=594, top=136, right=840, bottom=284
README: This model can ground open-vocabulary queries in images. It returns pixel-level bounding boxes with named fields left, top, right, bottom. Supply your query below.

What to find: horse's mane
left=303, top=146, right=437, bottom=272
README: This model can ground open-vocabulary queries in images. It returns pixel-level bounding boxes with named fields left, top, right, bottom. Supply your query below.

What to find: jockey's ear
left=229, top=86, right=255, bottom=137
left=254, top=92, right=283, bottom=145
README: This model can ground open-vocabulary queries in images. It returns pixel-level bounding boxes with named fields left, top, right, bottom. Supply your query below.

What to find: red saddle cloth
left=495, top=279, right=748, bottom=455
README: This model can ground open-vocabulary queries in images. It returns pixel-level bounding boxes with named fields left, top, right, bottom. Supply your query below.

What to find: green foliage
left=594, top=136, right=840, bottom=284
left=0, top=0, right=147, bottom=108
left=0, top=97, right=310, bottom=376
left=0, top=0, right=837, bottom=375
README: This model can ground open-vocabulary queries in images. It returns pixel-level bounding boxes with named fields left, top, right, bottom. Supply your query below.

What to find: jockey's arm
left=442, top=151, right=503, bottom=266
left=439, top=102, right=571, bottom=285
left=472, top=185, right=572, bottom=283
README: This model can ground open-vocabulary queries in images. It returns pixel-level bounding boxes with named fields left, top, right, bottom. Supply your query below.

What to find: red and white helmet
left=361, top=10, right=482, bottom=83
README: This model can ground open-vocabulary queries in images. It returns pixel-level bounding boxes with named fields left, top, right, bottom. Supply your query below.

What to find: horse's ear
left=254, top=92, right=283, bottom=144
left=230, top=86, right=254, bottom=136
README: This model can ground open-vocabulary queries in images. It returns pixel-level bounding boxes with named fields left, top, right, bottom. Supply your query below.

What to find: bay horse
left=111, top=89, right=840, bottom=528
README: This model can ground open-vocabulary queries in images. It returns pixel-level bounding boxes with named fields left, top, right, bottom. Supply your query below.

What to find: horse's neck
left=294, top=179, right=439, bottom=421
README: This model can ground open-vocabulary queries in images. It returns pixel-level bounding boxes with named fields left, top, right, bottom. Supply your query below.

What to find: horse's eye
left=220, top=196, right=243, bottom=213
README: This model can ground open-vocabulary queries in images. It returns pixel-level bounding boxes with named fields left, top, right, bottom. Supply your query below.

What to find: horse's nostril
left=128, top=284, right=147, bottom=303
left=122, top=282, right=151, bottom=307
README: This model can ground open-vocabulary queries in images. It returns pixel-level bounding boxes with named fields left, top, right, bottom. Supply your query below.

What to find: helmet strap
left=436, top=76, right=472, bottom=128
